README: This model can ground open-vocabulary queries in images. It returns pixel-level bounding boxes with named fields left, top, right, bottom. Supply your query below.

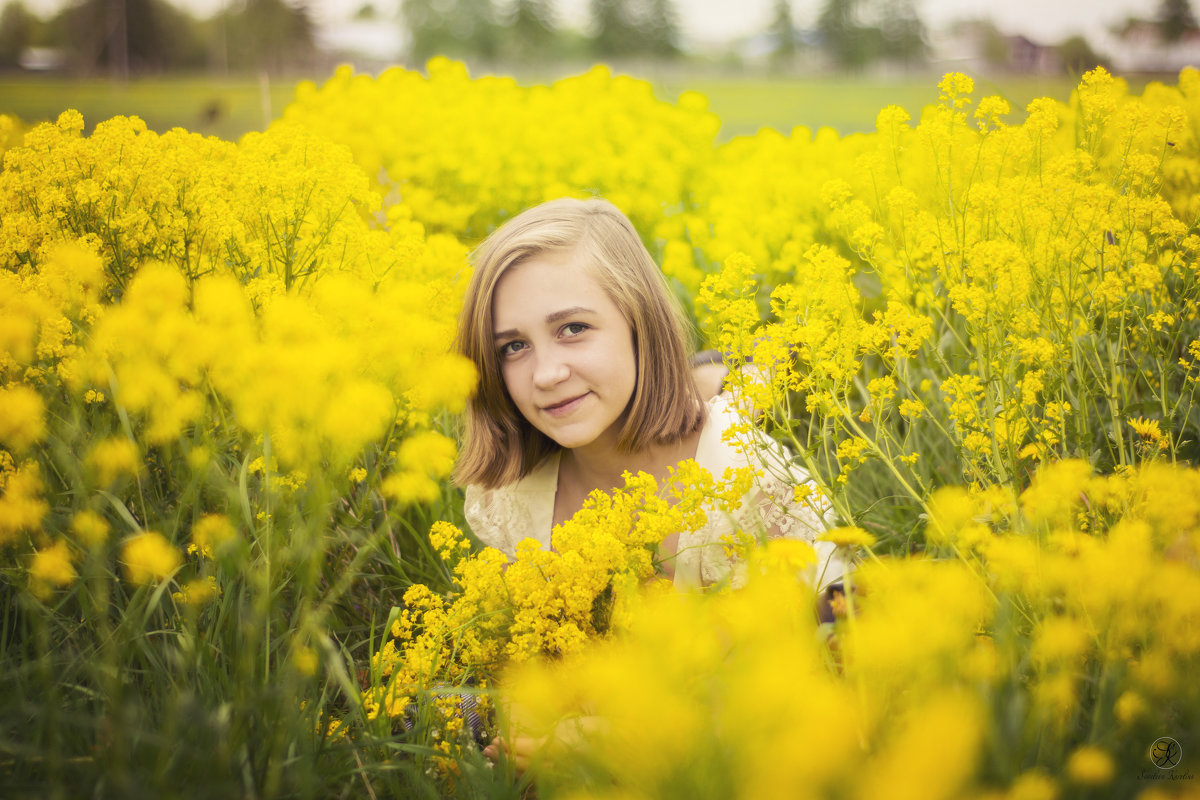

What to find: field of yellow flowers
left=1, top=60, right=1198, bottom=799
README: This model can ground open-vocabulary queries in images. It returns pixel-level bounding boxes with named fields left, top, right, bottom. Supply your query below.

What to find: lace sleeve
left=750, top=463, right=845, bottom=589
left=692, top=398, right=845, bottom=589
left=463, top=484, right=521, bottom=558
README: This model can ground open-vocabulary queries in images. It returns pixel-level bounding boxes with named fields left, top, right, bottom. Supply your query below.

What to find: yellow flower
left=938, top=72, right=975, bottom=106
left=293, top=645, right=319, bottom=676
left=1065, top=746, right=1113, bottom=786
left=397, top=430, right=457, bottom=479
left=1128, top=416, right=1167, bottom=450
left=818, top=526, right=877, bottom=549
left=1006, top=770, right=1058, bottom=800
left=756, top=537, right=818, bottom=573
left=30, top=540, right=76, bottom=598
left=0, top=385, right=46, bottom=452
left=171, top=576, right=218, bottom=606
left=70, top=509, right=110, bottom=547
left=186, top=446, right=211, bottom=471
left=121, top=531, right=181, bottom=585
left=0, top=460, right=48, bottom=546
left=1020, top=460, right=1094, bottom=528
left=189, top=514, right=236, bottom=559
left=87, top=437, right=141, bottom=487
left=428, top=520, right=470, bottom=565
left=1031, top=616, right=1091, bottom=668
left=1114, top=691, right=1147, bottom=725
left=381, top=470, right=440, bottom=506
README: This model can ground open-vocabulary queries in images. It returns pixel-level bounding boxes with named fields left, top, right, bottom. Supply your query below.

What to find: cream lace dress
left=463, top=395, right=844, bottom=590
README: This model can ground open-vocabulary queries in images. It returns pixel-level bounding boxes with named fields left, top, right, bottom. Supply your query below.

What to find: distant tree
left=588, top=0, right=678, bottom=58
left=769, top=0, right=797, bottom=62
left=404, top=0, right=500, bottom=63
left=402, top=0, right=443, bottom=63
left=637, top=0, right=679, bottom=57
left=876, top=0, right=925, bottom=64
left=1058, top=34, right=1110, bottom=74
left=817, top=0, right=874, bottom=68
left=62, top=0, right=207, bottom=75
left=0, top=1, right=39, bottom=66
left=977, top=20, right=1010, bottom=67
left=1158, top=0, right=1198, bottom=42
left=507, top=0, right=555, bottom=55
left=448, top=0, right=499, bottom=60
left=221, top=0, right=315, bottom=73
left=590, top=0, right=636, bottom=57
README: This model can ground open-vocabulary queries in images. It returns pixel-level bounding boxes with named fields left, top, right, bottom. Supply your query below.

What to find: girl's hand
left=483, top=734, right=543, bottom=775
left=483, top=716, right=603, bottom=775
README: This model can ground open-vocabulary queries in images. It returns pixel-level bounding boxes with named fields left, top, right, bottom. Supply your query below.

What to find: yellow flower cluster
left=697, top=68, right=1197, bottom=524
left=4, top=63, right=1200, bottom=794
left=363, top=463, right=745, bottom=755
left=0, top=108, right=475, bottom=620
left=276, top=58, right=719, bottom=241
left=502, top=460, right=1200, bottom=797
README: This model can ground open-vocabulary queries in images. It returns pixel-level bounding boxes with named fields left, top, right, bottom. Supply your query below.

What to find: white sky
left=23, top=0, right=1152, bottom=47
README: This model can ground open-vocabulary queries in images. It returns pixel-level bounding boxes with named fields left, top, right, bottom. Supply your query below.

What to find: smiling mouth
left=542, top=392, right=589, bottom=416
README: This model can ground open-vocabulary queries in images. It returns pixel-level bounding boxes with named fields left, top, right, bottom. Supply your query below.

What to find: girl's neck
left=554, top=428, right=703, bottom=521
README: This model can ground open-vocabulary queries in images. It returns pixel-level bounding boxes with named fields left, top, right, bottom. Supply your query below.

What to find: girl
left=454, top=196, right=840, bottom=589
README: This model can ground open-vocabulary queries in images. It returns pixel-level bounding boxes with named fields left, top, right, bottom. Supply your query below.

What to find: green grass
left=660, top=74, right=1110, bottom=139
left=0, top=74, right=308, bottom=140
left=0, top=70, right=1154, bottom=143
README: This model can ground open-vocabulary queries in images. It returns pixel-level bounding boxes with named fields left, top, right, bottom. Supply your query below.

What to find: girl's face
left=492, top=249, right=637, bottom=455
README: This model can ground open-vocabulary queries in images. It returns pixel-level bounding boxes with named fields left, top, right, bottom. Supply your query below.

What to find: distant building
left=315, top=20, right=406, bottom=67
left=1101, top=19, right=1200, bottom=73
left=1006, top=35, right=1060, bottom=73
left=929, top=20, right=1060, bottom=74
left=17, top=47, right=68, bottom=72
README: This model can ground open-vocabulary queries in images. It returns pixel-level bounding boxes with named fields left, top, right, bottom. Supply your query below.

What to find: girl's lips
left=542, top=392, right=589, bottom=417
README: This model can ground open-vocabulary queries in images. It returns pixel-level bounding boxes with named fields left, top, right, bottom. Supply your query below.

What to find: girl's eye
left=499, top=341, right=526, bottom=357
left=563, top=323, right=588, bottom=337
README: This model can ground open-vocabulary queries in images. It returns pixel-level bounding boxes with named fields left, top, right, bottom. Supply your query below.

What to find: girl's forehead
left=495, top=253, right=605, bottom=305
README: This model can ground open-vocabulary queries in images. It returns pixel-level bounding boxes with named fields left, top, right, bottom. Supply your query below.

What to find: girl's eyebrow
left=545, top=305, right=596, bottom=324
left=493, top=306, right=596, bottom=340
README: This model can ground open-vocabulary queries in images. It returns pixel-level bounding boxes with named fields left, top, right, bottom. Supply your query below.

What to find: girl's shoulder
left=696, top=394, right=794, bottom=475
left=463, top=451, right=559, bottom=557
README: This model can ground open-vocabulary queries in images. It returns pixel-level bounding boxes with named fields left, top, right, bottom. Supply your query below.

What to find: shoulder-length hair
left=454, top=197, right=704, bottom=489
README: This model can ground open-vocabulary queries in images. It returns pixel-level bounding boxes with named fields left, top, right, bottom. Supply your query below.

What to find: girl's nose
left=532, top=351, right=570, bottom=389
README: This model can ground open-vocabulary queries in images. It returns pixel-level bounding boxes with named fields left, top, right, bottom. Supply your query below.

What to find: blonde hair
left=454, top=197, right=704, bottom=489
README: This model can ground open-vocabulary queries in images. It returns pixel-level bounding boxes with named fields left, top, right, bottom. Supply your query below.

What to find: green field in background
left=662, top=74, right=1154, bottom=138
left=0, top=70, right=1153, bottom=143
left=0, top=75, right=300, bottom=141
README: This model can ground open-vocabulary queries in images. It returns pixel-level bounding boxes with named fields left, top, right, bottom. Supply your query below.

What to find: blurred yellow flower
left=87, top=437, right=140, bottom=487
left=1065, top=746, right=1113, bottom=786
left=70, top=509, right=110, bottom=547
left=0, top=385, right=46, bottom=452
left=121, top=531, right=181, bottom=585
left=1031, top=616, right=1091, bottom=668
left=189, top=514, right=236, bottom=559
left=819, top=526, right=877, bottom=549
left=1006, top=770, right=1058, bottom=800
left=171, top=576, right=218, bottom=607
left=29, top=539, right=76, bottom=598
left=293, top=645, right=319, bottom=676
left=0, top=461, right=48, bottom=546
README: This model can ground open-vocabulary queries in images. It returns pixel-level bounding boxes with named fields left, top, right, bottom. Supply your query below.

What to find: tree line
left=0, top=0, right=316, bottom=74
left=0, top=0, right=1195, bottom=76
